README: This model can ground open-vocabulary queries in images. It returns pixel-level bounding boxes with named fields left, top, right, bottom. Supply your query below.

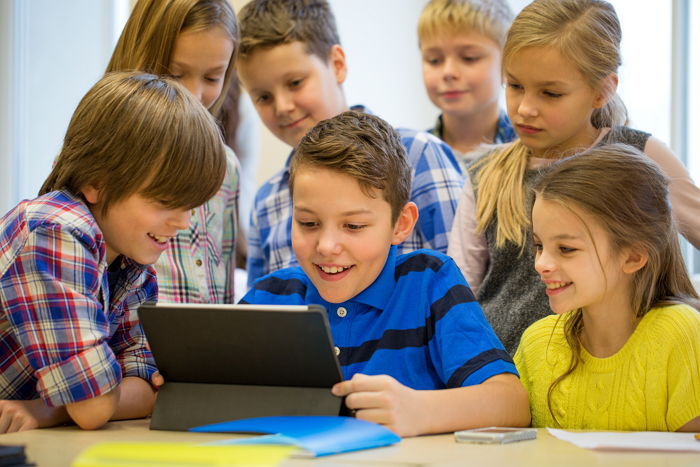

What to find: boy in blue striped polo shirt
left=241, top=111, right=530, bottom=437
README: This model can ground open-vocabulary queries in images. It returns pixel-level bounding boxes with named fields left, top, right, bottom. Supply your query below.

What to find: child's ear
left=82, top=185, right=101, bottom=205
left=621, top=245, right=648, bottom=275
left=391, top=202, right=419, bottom=245
left=328, top=44, right=347, bottom=85
left=593, top=73, right=618, bottom=109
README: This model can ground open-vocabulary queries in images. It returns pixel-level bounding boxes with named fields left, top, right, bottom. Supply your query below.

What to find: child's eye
left=461, top=55, right=481, bottom=63
left=289, top=78, right=303, bottom=89
left=544, top=90, right=563, bottom=98
left=559, top=246, right=576, bottom=254
left=345, top=224, right=366, bottom=231
left=296, top=220, right=318, bottom=229
left=532, top=242, right=543, bottom=252
left=507, top=82, right=523, bottom=91
left=205, top=76, right=222, bottom=83
left=424, top=57, right=441, bottom=66
left=255, top=93, right=271, bottom=105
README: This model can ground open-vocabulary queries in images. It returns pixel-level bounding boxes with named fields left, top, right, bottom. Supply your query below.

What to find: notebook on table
left=137, top=303, right=344, bottom=431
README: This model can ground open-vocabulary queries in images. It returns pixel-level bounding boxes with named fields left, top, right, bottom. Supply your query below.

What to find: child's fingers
left=8, top=414, right=27, bottom=433
left=344, top=388, right=389, bottom=410
left=354, top=407, right=391, bottom=426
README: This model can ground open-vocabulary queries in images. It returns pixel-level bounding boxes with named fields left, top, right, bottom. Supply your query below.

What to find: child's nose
left=170, top=209, right=191, bottom=231
left=534, top=250, right=555, bottom=274
left=442, top=57, right=460, bottom=79
left=275, top=92, right=295, bottom=115
left=316, top=228, right=342, bottom=257
left=517, top=94, right=538, bottom=117
left=182, top=78, right=204, bottom=105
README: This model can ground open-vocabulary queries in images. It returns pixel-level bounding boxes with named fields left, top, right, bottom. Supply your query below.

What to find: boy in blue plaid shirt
left=237, top=0, right=465, bottom=287
left=0, top=72, right=226, bottom=432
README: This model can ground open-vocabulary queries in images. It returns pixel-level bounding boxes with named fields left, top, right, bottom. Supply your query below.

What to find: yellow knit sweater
left=514, top=304, right=700, bottom=431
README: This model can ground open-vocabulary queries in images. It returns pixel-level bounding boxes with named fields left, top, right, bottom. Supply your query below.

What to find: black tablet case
left=138, top=303, right=344, bottom=431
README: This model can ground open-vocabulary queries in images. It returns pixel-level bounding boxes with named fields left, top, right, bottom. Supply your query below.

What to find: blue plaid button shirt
left=246, top=113, right=464, bottom=287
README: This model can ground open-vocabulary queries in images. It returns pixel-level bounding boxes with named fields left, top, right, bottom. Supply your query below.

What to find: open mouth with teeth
left=544, top=281, right=572, bottom=295
left=315, top=263, right=354, bottom=280
left=147, top=233, right=171, bottom=245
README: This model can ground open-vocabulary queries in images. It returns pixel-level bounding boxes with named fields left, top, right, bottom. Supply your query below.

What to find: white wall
left=0, top=0, right=126, bottom=213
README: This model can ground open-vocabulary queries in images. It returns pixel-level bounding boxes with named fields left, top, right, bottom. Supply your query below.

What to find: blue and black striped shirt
left=241, top=246, right=516, bottom=389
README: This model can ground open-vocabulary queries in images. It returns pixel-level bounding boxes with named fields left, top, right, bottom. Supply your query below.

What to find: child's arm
left=111, top=376, right=157, bottom=421
left=0, top=399, right=69, bottom=433
left=332, top=372, right=529, bottom=437
left=677, top=416, right=700, bottom=432
left=643, top=136, right=700, bottom=249
left=447, top=179, right=488, bottom=291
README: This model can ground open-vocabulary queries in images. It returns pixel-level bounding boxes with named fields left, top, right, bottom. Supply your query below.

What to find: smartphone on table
left=454, top=427, right=537, bottom=444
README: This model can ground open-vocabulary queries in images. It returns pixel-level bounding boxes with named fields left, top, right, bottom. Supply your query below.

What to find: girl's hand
left=332, top=373, right=425, bottom=437
left=0, top=399, right=41, bottom=433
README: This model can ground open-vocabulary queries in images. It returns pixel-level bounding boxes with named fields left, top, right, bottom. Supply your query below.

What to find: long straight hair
left=531, top=144, right=699, bottom=426
left=473, top=0, right=627, bottom=248
left=107, top=0, right=238, bottom=117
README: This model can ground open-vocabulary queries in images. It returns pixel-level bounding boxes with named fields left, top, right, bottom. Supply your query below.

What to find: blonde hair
left=106, top=0, right=238, bottom=116
left=40, top=72, right=226, bottom=216
left=473, top=0, right=628, bottom=248
left=290, top=111, right=411, bottom=224
left=532, top=144, right=699, bottom=426
left=417, top=0, right=513, bottom=48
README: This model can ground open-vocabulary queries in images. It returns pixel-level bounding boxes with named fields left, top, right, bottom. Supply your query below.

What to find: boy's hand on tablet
left=332, top=373, right=424, bottom=437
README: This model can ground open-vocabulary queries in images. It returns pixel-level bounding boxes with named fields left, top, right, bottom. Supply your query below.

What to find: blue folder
left=191, top=415, right=401, bottom=457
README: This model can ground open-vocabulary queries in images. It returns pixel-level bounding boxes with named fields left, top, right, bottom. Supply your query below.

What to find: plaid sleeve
left=1, top=224, right=122, bottom=407
left=401, top=131, right=464, bottom=253
left=222, top=151, right=240, bottom=303
left=246, top=202, right=266, bottom=288
left=108, top=271, right=158, bottom=383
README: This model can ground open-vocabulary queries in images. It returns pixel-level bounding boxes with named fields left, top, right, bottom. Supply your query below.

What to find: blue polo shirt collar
left=349, top=245, right=397, bottom=310
left=305, top=245, right=397, bottom=312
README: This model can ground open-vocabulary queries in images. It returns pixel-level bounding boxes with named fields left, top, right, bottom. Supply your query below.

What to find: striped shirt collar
left=307, top=245, right=397, bottom=311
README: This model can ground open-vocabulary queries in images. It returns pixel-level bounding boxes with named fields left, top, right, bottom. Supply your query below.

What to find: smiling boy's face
left=83, top=187, right=190, bottom=266
left=238, top=41, right=348, bottom=148
left=291, top=166, right=415, bottom=303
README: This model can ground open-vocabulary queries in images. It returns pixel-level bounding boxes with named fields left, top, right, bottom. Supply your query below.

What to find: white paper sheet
left=548, top=428, right=700, bottom=452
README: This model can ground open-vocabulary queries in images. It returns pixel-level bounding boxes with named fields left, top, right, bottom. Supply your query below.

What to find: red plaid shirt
left=0, top=190, right=157, bottom=407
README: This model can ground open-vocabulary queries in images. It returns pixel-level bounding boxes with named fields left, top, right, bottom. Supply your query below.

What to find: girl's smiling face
left=532, top=196, right=633, bottom=316
left=505, top=46, right=608, bottom=158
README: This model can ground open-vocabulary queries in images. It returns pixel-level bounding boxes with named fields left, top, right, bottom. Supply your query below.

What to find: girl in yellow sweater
left=514, top=144, right=700, bottom=432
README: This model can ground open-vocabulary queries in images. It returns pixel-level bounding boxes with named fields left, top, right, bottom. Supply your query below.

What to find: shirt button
left=195, top=259, right=203, bottom=267
left=334, top=346, right=340, bottom=356
left=336, top=306, right=347, bottom=318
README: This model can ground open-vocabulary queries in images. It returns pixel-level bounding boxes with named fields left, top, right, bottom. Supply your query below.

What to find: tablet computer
left=138, top=303, right=344, bottom=431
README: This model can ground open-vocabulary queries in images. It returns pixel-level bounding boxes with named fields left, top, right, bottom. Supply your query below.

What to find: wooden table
left=1, top=419, right=698, bottom=466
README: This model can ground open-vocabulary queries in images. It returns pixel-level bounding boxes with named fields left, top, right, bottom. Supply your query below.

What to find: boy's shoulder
left=393, top=249, right=464, bottom=286
left=246, top=266, right=311, bottom=302
left=2, top=190, right=98, bottom=239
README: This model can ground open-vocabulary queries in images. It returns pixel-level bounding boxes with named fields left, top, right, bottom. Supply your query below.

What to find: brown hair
left=532, top=143, right=699, bottom=425
left=473, top=0, right=628, bottom=249
left=237, top=0, right=340, bottom=62
left=40, top=72, right=226, bottom=216
left=290, top=111, right=411, bottom=223
left=418, top=0, right=513, bottom=48
left=106, top=0, right=238, bottom=116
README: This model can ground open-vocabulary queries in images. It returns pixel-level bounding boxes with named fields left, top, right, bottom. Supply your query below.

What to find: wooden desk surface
left=1, top=419, right=698, bottom=466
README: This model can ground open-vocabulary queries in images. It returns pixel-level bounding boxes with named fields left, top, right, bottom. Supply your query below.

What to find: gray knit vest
left=469, top=126, right=650, bottom=354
